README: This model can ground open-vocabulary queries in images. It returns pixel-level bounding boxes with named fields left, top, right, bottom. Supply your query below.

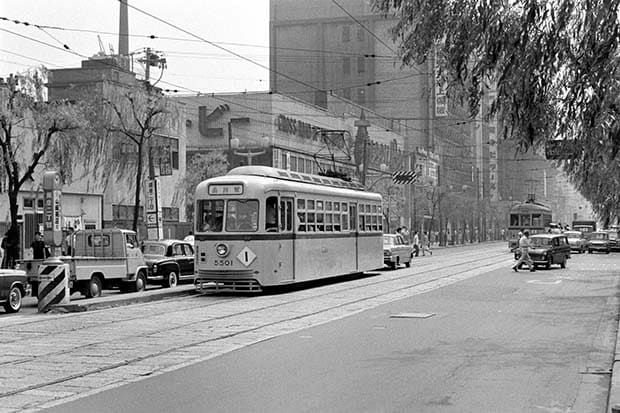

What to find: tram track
left=1, top=246, right=511, bottom=402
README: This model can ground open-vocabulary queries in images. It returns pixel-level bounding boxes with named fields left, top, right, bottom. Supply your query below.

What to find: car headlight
left=216, top=243, right=229, bottom=257
left=152, top=264, right=158, bottom=273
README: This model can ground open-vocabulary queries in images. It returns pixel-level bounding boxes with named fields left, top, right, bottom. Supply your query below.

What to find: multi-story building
left=45, top=57, right=189, bottom=239
left=269, top=0, right=594, bottom=238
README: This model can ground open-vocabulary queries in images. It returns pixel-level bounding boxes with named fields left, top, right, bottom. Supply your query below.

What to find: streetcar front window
left=226, top=200, right=259, bottom=232
left=198, top=200, right=224, bottom=232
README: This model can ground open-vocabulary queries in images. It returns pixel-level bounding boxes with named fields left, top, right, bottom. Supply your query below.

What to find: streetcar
left=507, top=199, right=553, bottom=251
left=193, top=166, right=383, bottom=292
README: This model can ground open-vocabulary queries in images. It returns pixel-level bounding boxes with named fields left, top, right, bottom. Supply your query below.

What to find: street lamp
left=230, top=136, right=270, bottom=166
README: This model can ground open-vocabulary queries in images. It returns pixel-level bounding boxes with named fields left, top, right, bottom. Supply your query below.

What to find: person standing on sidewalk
left=512, top=230, right=535, bottom=272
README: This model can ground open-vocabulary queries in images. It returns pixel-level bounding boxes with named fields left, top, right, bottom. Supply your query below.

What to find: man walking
left=512, top=230, right=535, bottom=272
left=412, top=230, right=420, bottom=257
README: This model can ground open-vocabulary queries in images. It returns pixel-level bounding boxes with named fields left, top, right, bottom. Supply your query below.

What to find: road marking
left=527, top=280, right=562, bottom=285
left=390, top=312, right=435, bottom=319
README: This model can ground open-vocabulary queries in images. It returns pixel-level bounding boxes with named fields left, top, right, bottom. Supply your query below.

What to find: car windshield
left=564, top=231, right=582, bottom=239
left=142, top=243, right=166, bottom=256
left=383, top=237, right=394, bottom=246
left=530, top=237, right=552, bottom=247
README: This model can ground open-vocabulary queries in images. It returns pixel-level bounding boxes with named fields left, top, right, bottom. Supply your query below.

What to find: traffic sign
left=392, top=170, right=419, bottom=185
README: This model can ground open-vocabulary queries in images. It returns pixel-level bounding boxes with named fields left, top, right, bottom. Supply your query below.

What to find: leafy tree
left=0, top=69, right=90, bottom=267
left=183, top=151, right=229, bottom=222
left=102, top=84, right=173, bottom=233
left=373, top=0, right=620, bottom=223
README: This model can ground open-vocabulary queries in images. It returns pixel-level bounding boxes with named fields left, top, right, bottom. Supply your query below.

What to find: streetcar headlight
left=215, top=243, right=229, bottom=257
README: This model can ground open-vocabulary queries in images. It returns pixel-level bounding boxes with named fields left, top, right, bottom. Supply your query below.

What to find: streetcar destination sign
left=208, top=184, right=244, bottom=195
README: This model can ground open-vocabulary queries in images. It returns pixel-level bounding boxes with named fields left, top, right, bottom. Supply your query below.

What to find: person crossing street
left=512, top=230, right=535, bottom=272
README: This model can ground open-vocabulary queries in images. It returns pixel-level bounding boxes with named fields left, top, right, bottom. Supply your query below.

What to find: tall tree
left=0, top=69, right=90, bottom=267
left=373, top=0, right=620, bottom=222
left=103, top=83, right=172, bottom=233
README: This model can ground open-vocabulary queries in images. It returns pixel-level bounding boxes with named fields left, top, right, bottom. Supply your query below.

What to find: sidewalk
left=49, top=284, right=197, bottom=313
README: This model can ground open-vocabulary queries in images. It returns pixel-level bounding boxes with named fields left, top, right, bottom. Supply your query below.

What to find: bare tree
left=103, top=83, right=172, bottom=233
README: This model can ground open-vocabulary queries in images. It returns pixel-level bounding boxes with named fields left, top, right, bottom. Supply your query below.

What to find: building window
left=357, top=88, right=366, bottom=105
left=357, top=56, right=365, bottom=73
left=162, top=207, right=179, bottom=222
left=23, top=198, right=34, bottom=209
left=343, top=87, right=351, bottom=100
left=343, top=57, right=350, bottom=75
left=342, top=25, right=350, bottom=42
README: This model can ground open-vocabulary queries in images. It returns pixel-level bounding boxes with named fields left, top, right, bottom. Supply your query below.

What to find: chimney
left=119, top=0, right=129, bottom=57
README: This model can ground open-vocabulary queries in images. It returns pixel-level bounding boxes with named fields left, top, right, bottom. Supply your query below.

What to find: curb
left=49, top=284, right=197, bottom=313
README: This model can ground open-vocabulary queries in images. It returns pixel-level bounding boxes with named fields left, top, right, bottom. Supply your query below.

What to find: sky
left=0, top=0, right=270, bottom=94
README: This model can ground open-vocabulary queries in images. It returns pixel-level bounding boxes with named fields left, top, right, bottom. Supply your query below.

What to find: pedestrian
left=30, top=231, right=50, bottom=260
left=412, top=230, right=420, bottom=257
left=512, top=230, right=535, bottom=272
left=421, top=231, right=432, bottom=256
left=63, top=227, right=75, bottom=256
left=1, top=228, right=19, bottom=269
left=397, top=226, right=410, bottom=244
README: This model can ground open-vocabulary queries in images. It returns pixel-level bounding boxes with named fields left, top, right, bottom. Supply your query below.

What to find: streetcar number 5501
left=214, top=259, right=233, bottom=266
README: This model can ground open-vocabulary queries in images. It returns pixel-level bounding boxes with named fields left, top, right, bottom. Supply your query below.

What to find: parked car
left=588, top=231, right=611, bottom=254
left=606, top=229, right=620, bottom=252
left=564, top=230, right=589, bottom=254
left=141, top=240, right=195, bottom=287
left=515, top=233, right=571, bottom=269
left=0, top=269, right=29, bottom=313
left=383, top=234, right=413, bottom=269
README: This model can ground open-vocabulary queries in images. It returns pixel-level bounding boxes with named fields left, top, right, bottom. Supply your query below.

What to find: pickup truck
left=20, top=228, right=148, bottom=298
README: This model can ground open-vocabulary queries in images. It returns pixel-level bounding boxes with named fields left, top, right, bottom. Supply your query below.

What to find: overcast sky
left=0, top=0, right=270, bottom=93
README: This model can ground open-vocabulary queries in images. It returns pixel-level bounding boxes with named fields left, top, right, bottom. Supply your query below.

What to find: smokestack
left=119, top=0, right=129, bottom=56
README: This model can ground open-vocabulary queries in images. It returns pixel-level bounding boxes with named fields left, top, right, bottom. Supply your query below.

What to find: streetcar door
left=349, top=203, right=359, bottom=270
left=280, top=197, right=295, bottom=280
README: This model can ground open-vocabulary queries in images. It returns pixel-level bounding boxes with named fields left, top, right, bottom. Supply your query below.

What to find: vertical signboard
left=159, top=145, right=173, bottom=176
left=42, top=171, right=63, bottom=247
left=145, top=178, right=163, bottom=240
left=487, top=91, right=499, bottom=202
left=434, top=46, right=448, bottom=117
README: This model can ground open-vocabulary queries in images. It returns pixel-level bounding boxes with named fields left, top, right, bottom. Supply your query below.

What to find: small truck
left=20, top=228, right=148, bottom=298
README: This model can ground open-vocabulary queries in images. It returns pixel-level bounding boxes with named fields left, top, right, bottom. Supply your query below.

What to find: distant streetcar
left=193, top=166, right=383, bottom=292
left=507, top=199, right=553, bottom=251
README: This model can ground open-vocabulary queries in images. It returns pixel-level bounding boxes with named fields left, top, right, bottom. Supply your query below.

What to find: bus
left=193, top=166, right=384, bottom=292
left=507, top=200, right=553, bottom=251
left=571, top=220, right=597, bottom=238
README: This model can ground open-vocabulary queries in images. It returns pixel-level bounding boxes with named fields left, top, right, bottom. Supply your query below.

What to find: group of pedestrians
left=396, top=226, right=433, bottom=257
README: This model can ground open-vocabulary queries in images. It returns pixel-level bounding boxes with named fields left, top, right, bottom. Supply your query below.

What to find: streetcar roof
left=509, top=201, right=552, bottom=214
left=229, top=166, right=365, bottom=190
left=196, top=166, right=381, bottom=200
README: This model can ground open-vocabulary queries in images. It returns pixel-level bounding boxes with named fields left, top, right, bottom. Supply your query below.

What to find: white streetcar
left=193, top=166, right=383, bottom=292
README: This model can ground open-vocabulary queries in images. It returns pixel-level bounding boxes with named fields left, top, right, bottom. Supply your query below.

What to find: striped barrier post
left=37, top=258, right=70, bottom=313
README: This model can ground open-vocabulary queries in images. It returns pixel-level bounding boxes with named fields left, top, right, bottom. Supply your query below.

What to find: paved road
left=1, top=244, right=618, bottom=412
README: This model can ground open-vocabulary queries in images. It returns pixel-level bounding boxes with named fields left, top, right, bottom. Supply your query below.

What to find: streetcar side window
left=266, top=196, right=278, bottom=232
left=198, top=200, right=224, bottom=232
left=510, top=214, right=519, bottom=226
left=280, top=198, right=293, bottom=231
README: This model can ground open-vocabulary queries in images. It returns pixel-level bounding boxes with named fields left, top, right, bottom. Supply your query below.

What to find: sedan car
left=0, top=269, right=29, bottom=313
left=515, top=234, right=571, bottom=269
left=383, top=234, right=413, bottom=269
left=141, top=240, right=195, bottom=287
left=564, top=230, right=589, bottom=254
left=588, top=231, right=611, bottom=254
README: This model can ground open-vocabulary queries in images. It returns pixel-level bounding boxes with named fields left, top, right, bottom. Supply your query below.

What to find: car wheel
left=388, top=261, right=396, bottom=270
left=135, top=271, right=147, bottom=292
left=560, top=256, right=566, bottom=269
left=3, top=286, right=22, bottom=313
left=405, top=259, right=411, bottom=268
left=545, top=257, right=551, bottom=270
left=588, top=249, right=592, bottom=254
left=86, top=275, right=103, bottom=298
left=163, top=271, right=178, bottom=288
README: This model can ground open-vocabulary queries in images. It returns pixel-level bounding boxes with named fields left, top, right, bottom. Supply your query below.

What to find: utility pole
left=354, top=110, right=370, bottom=186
